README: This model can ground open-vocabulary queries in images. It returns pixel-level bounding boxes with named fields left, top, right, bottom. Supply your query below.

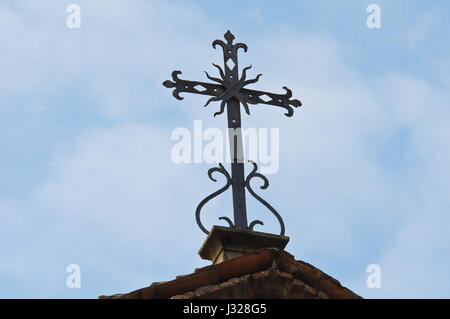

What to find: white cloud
left=0, top=0, right=221, bottom=117
left=402, top=8, right=441, bottom=49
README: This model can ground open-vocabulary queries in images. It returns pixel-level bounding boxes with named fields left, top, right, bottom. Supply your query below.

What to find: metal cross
left=163, top=31, right=302, bottom=236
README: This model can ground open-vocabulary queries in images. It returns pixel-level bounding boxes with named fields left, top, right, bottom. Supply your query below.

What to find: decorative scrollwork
left=195, top=163, right=232, bottom=235
left=249, top=220, right=264, bottom=231
left=212, top=30, right=248, bottom=75
left=242, top=86, right=302, bottom=117
left=163, top=31, right=302, bottom=118
left=203, top=64, right=263, bottom=117
left=218, top=216, right=234, bottom=228
left=245, top=161, right=285, bottom=235
left=163, top=71, right=224, bottom=101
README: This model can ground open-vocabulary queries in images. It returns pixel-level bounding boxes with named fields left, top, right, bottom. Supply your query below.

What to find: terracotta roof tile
left=99, top=249, right=361, bottom=299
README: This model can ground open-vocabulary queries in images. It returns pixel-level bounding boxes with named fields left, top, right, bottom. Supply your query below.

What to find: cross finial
left=163, top=32, right=302, bottom=236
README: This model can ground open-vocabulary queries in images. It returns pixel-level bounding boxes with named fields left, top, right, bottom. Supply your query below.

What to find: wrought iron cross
left=163, top=31, right=302, bottom=236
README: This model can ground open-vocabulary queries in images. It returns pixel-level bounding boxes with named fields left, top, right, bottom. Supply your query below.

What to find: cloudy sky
left=1, top=0, right=449, bottom=298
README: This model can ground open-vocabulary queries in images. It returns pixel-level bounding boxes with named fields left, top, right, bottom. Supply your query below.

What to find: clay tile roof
left=99, top=249, right=362, bottom=299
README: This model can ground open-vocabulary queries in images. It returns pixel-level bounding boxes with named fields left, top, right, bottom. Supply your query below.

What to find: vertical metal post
left=222, top=37, right=248, bottom=230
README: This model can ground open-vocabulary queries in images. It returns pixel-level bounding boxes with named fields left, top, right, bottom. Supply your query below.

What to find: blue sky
left=0, top=0, right=449, bottom=298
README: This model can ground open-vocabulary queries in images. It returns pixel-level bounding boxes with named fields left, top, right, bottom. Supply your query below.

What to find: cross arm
left=163, top=71, right=224, bottom=100
left=240, top=86, right=302, bottom=117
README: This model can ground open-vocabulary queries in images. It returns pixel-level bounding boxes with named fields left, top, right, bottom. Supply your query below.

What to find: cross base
left=198, top=225, right=289, bottom=264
